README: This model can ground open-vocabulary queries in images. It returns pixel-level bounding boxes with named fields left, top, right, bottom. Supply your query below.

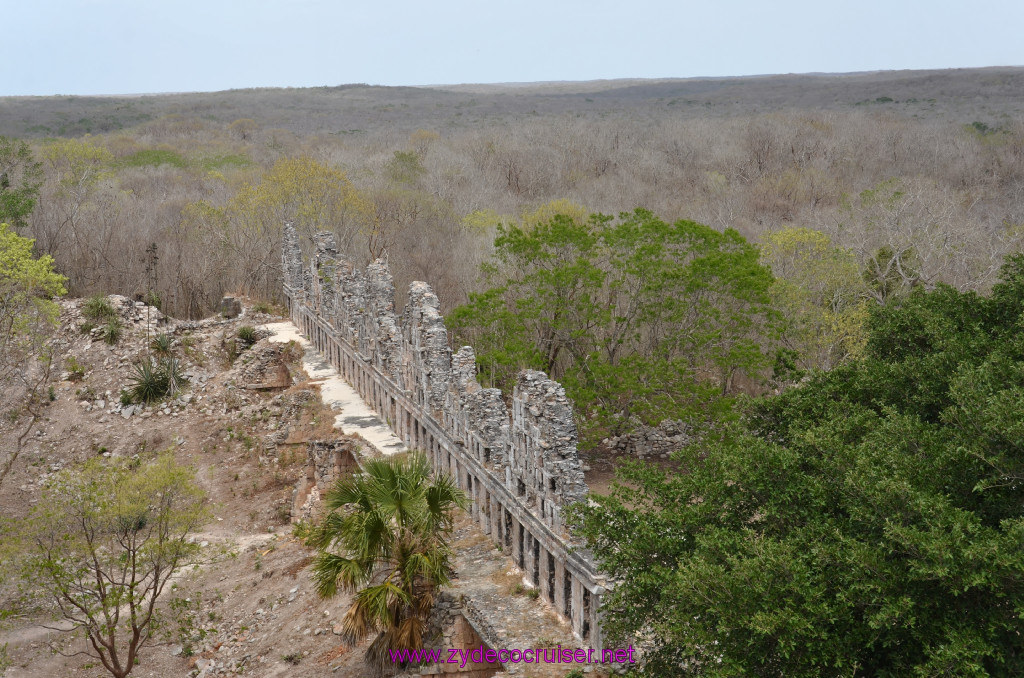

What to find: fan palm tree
left=304, top=452, right=467, bottom=675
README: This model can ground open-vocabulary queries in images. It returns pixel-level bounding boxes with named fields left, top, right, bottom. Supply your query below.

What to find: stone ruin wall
left=282, top=225, right=605, bottom=647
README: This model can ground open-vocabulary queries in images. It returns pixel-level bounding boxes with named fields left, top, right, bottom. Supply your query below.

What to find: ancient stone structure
left=219, top=296, right=243, bottom=318
left=603, top=418, right=690, bottom=459
left=282, top=225, right=606, bottom=647
left=421, top=593, right=503, bottom=677
left=294, top=438, right=361, bottom=522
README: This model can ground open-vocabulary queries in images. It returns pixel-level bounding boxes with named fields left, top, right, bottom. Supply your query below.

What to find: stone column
left=555, top=560, right=568, bottom=621
left=589, top=590, right=603, bottom=650
left=539, top=546, right=552, bottom=603
left=512, top=520, right=523, bottom=572
left=571, top=575, right=584, bottom=640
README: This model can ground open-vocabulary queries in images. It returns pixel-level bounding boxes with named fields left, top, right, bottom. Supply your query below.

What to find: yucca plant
left=304, top=453, right=466, bottom=675
left=150, top=333, right=173, bottom=356
left=128, top=358, right=168, bottom=404
left=161, top=357, right=185, bottom=396
left=127, top=357, right=187, bottom=403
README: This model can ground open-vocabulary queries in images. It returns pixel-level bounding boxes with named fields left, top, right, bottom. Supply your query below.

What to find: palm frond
left=353, top=581, right=410, bottom=630
left=311, top=552, right=370, bottom=599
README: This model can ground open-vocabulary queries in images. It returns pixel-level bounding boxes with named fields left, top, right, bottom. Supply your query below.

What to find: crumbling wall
left=603, top=418, right=690, bottom=459
left=509, top=372, right=588, bottom=529
left=421, top=593, right=504, bottom=677
left=282, top=225, right=606, bottom=647
left=294, top=438, right=360, bottom=523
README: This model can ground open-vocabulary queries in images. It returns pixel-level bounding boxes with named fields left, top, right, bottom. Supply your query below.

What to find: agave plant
left=304, top=453, right=466, bottom=675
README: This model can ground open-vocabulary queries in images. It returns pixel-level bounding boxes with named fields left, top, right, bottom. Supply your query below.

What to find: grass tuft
left=83, top=295, right=117, bottom=322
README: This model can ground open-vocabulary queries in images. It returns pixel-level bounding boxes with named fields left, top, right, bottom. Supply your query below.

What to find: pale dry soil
left=0, top=299, right=589, bottom=678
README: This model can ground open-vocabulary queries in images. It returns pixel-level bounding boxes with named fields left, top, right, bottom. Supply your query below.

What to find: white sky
left=3, top=0, right=1022, bottom=96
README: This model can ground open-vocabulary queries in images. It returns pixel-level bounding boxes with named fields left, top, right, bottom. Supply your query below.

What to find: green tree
left=0, top=222, right=66, bottom=489
left=20, top=454, right=208, bottom=678
left=762, top=226, right=869, bottom=373
left=568, top=255, right=1024, bottom=676
left=449, top=209, right=775, bottom=442
left=303, top=453, right=466, bottom=675
left=185, top=156, right=374, bottom=300
left=0, top=137, right=43, bottom=231
left=385, top=150, right=426, bottom=187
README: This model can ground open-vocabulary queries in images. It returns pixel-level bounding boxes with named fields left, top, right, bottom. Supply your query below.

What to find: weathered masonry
left=282, top=225, right=606, bottom=647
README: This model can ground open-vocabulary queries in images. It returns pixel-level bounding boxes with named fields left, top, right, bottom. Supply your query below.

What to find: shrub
left=65, top=356, right=86, bottom=381
left=83, top=295, right=117, bottom=322
left=79, top=321, right=95, bottom=335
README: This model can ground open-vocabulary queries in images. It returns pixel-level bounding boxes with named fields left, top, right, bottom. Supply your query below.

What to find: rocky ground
left=0, top=297, right=597, bottom=678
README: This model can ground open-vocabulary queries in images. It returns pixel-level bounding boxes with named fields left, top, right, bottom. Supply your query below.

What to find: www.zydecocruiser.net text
left=389, top=645, right=637, bottom=668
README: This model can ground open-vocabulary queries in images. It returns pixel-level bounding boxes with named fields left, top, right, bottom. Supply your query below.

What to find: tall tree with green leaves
left=568, top=254, right=1024, bottom=676
left=448, top=208, right=775, bottom=443
left=303, top=453, right=466, bottom=675
left=762, top=226, right=870, bottom=374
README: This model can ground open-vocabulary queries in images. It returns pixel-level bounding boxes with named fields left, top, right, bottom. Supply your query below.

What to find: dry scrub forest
left=2, top=68, right=1024, bottom=319
left=2, top=67, right=1024, bottom=677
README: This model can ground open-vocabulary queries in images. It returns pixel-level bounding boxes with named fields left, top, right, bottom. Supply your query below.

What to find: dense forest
left=2, top=68, right=1024, bottom=674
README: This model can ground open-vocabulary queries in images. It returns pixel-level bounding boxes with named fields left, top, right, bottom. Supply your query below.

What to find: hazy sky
left=4, top=0, right=1023, bottom=96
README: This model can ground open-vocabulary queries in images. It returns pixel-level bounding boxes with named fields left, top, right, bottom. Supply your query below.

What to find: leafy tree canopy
left=448, top=208, right=775, bottom=443
left=762, top=226, right=870, bottom=374
left=569, top=254, right=1024, bottom=676
left=0, top=222, right=66, bottom=367
left=17, top=453, right=208, bottom=678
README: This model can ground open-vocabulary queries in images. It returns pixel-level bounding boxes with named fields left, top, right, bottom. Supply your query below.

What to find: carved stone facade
left=282, top=224, right=606, bottom=647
